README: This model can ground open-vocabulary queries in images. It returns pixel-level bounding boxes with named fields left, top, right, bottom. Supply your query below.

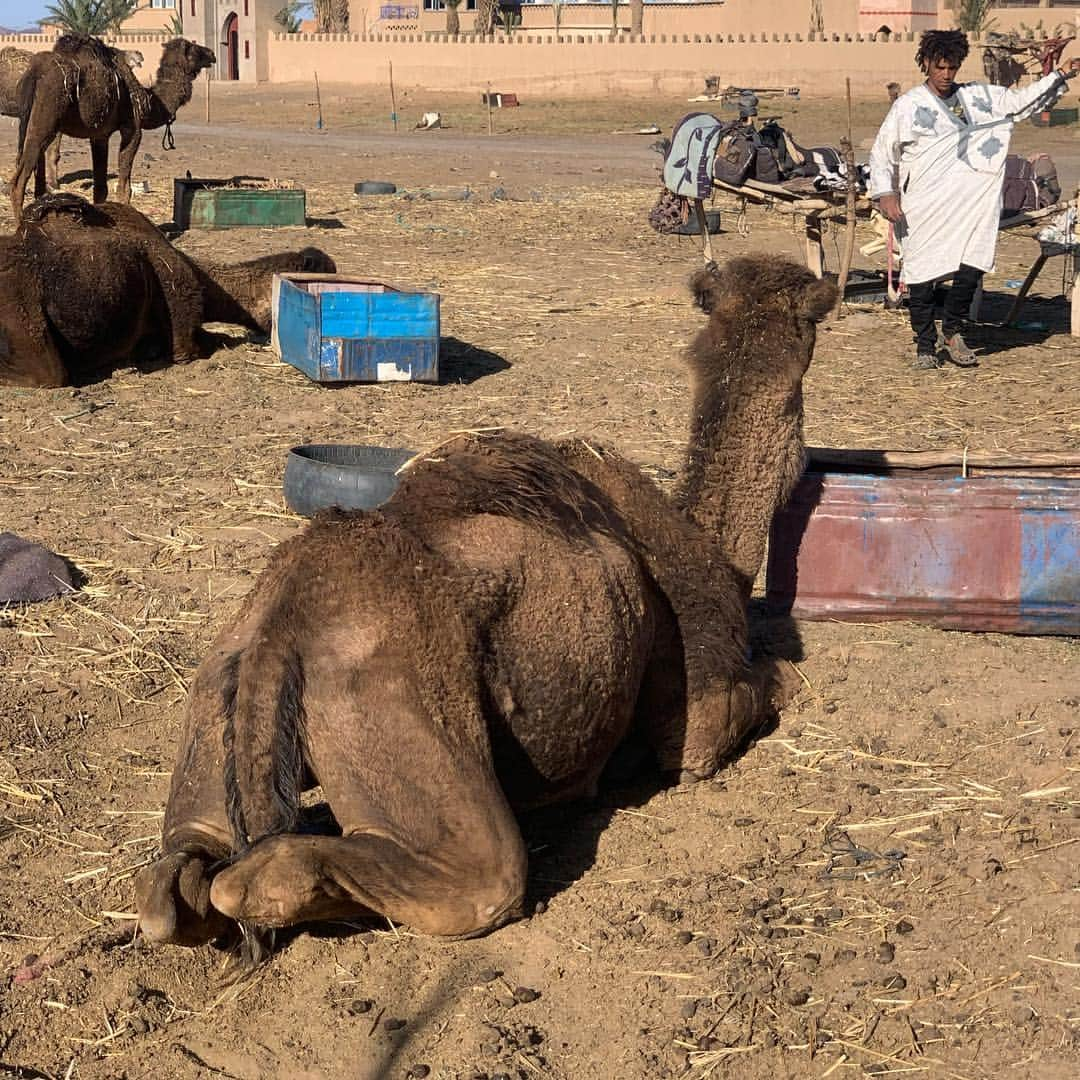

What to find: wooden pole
left=314, top=70, right=323, bottom=130
left=389, top=61, right=398, bottom=133
left=833, top=77, right=858, bottom=316
left=204, top=68, right=210, bottom=124
left=1071, top=186, right=1080, bottom=338
left=486, top=81, right=494, bottom=136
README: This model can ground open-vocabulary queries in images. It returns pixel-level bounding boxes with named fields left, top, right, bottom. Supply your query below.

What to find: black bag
left=713, top=124, right=756, bottom=186
left=1028, top=153, right=1061, bottom=209
left=1002, top=154, right=1040, bottom=217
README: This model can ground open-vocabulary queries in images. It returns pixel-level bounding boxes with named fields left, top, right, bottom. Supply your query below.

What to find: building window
left=244, top=40, right=250, bottom=59
left=244, top=0, right=249, bottom=13
left=190, top=0, right=196, bottom=16
left=150, top=0, right=177, bottom=8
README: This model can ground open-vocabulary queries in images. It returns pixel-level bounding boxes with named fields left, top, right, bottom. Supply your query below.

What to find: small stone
left=674, top=930, right=693, bottom=946
left=348, top=999, right=374, bottom=1015
left=876, top=941, right=896, bottom=964
left=787, top=988, right=810, bottom=1006
left=475, top=968, right=502, bottom=984
left=895, top=919, right=915, bottom=935
left=533, top=900, right=547, bottom=915
left=406, top=1067, right=431, bottom=1079
left=823, top=701, right=838, bottom=714
left=492, top=985, right=517, bottom=1008
left=679, top=999, right=698, bottom=1019
left=733, top=817, right=754, bottom=828
left=514, top=986, right=540, bottom=1004
left=382, top=1017, right=406, bottom=1032
left=881, top=974, right=907, bottom=991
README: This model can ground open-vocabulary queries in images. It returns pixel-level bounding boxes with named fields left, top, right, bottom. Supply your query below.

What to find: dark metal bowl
left=283, top=444, right=416, bottom=517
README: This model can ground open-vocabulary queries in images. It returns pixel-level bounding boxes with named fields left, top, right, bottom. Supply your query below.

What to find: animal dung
left=172, top=176, right=306, bottom=229
left=272, top=274, right=440, bottom=383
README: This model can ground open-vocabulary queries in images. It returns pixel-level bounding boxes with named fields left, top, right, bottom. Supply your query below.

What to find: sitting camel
left=1, top=44, right=143, bottom=191
left=135, top=255, right=836, bottom=958
left=0, top=194, right=335, bottom=387
left=10, top=35, right=214, bottom=220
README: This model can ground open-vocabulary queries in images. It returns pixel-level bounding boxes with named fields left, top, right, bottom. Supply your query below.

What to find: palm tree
left=443, top=0, right=462, bottom=37
left=955, top=0, right=996, bottom=34
left=275, top=1, right=305, bottom=33
left=630, top=0, right=643, bottom=36
left=43, top=0, right=138, bottom=35
left=313, top=0, right=349, bottom=33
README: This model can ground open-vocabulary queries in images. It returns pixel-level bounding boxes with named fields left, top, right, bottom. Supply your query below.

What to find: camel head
left=160, top=38, right=217, bottom=79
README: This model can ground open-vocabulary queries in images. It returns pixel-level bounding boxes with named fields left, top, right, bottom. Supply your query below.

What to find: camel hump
left=54, top=34, right=120, bottom=67
left=19, top=193, right=114, bottom=230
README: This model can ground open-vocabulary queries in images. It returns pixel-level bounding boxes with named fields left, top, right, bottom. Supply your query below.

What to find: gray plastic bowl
left=283, top=444, right=417, bottom=517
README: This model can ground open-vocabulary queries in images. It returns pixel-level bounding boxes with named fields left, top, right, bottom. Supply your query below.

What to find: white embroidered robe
left=868, top=73, right=1068, bottom=284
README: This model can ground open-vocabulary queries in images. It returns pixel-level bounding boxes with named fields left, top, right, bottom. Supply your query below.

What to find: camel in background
left=9, top=35, right=214, bottom=220
left=1, top=44, right=143, bottom=191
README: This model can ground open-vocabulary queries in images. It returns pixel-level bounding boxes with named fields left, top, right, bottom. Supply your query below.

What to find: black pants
left=907, top=264, right=983, bottom=353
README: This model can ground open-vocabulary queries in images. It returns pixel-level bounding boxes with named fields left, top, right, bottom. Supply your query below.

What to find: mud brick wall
left=265, top=33, right=1078, bottom=98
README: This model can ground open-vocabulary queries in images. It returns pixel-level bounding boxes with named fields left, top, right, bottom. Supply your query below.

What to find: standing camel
left=1, top=44, right=144, bottom=191
left=10, top=36, right=214, bottom=220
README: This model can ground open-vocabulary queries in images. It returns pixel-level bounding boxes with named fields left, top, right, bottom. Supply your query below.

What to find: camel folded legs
left=209, top=827, right=526, bottom=939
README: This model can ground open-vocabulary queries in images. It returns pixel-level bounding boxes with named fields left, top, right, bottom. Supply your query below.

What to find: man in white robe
left=869, top=30, right=1076, bottom=369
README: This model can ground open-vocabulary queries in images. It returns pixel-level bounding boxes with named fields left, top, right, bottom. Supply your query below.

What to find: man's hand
left=877, top=193, right=903, bottom=224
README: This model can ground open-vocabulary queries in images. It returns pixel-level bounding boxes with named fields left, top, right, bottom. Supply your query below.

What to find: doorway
left=223, top=13, right=239, bottom=80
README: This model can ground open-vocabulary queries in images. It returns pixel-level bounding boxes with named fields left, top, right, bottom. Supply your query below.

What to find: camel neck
left=679, top=376, right=806, bottom=603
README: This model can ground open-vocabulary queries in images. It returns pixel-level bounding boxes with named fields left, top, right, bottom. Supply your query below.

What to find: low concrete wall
left=266, top=33, right=1078, bottom=97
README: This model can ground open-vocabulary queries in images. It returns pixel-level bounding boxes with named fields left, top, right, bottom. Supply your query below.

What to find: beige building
left=94, top=1, right=1080, bottom=85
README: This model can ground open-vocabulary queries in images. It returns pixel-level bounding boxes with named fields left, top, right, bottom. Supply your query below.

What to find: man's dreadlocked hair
left=915, top=29, right=970, bottom=73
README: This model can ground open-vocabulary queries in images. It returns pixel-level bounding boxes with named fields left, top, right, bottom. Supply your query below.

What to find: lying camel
left=135, top=256, right=836, bottom=957
left=0, top=194, right=335, bottom=387
left=10, top=35, right=214, bottom=219
left=0, top=44, right=144, bottom=191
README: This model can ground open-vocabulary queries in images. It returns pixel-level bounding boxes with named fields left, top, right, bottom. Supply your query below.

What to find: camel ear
left=689, top=265, right=727, bottom=315
left=800, top=277, right=839, bottom=322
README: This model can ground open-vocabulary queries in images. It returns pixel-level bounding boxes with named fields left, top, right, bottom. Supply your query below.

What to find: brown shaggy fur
left=134, top=254, right=829, bottom=960
left=10, top=36, right=215, bottom=219
left=1, top=45, right=143, bottom=189
left=681, top=256, right=837, bottom=601
left=0, top=194, right=335, bottom=387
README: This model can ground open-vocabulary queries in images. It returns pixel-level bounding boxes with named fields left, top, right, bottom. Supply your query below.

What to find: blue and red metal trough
left=765, top=448, right=1080, bottom=636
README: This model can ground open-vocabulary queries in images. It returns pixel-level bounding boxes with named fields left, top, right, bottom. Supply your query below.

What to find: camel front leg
left=45, top=135, right=61, bottom=190
left=90, top=138, right=110, bottom=204
left=10, top=143, right=40, bottom=221
left=115, top=126, right=142, bottom=204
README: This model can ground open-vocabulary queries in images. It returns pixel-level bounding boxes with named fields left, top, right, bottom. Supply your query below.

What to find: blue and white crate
left=271, top=273, right=440, bottom=383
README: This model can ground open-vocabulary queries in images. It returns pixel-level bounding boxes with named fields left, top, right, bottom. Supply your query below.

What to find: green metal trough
left=172, top=178, right=306, bottom=229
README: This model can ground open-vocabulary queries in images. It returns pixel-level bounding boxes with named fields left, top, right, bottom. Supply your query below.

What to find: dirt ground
left=0, top=86, right=1078, bottom=1080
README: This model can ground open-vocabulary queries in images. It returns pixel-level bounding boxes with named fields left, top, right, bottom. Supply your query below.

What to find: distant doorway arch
left=222, top=12, right=239, bottom=80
